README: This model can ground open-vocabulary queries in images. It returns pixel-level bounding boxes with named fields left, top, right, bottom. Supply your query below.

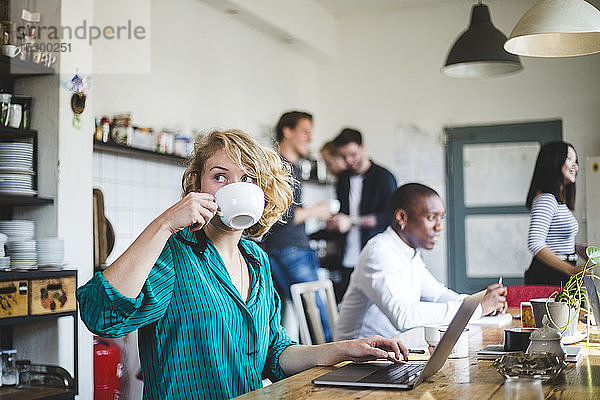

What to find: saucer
left=561, top=330, right=587, bottom=345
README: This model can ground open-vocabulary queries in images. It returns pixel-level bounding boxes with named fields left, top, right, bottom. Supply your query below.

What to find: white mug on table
left=424, top=325, right=442, bottom=347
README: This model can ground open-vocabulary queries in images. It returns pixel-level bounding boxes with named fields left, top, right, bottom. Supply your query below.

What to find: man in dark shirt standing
left=327, top=128, right=397, bottom=301
left=263, top=111, right=333, bottom=341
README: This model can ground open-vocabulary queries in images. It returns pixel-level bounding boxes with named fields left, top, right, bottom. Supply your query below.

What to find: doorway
left=445, top=120, right=562, bottom=292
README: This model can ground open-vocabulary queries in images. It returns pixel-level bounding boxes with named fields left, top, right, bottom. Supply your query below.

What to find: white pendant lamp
left=505, top=0, right=600, bottom=57
left=442, top=2, right=523, bottom=78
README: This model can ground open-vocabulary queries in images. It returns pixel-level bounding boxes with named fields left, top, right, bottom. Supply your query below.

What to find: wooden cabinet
left=0, top=269, right=77, bottom=399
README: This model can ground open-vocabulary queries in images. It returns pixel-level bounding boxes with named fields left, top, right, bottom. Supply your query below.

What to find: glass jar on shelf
left=0, top=349, right=18, bottom=386
left=0, top=92, right=12, bottom=127
left=16, top=359, right=30, bottom=388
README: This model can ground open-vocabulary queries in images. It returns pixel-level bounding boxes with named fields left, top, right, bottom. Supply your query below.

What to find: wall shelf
left=0, top=195, right=53, bottom=207
left=0, top=269, right=76, bottom=280
left=0, top=126, right=37, bottom=138
left=0, top=311, right=76, bottom=327
left=94, top=140, right=187, bottom=165
left=0, top=386, right=75, bottom=400
left=0, top=55, right=55, bottom=77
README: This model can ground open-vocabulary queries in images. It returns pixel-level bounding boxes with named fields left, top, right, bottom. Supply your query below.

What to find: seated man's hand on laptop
left=330, top=335, right=408, bottom=365
left=481, top=283, right=507, bottom=316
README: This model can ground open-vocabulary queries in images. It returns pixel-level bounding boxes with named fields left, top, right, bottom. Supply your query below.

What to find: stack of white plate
left=0, top=220, right=36, bottom=269
left=0, top=220, right=35, bottom=241
left=36, top=238, right=64, bottom=268
left=0, top=173, right=34, bottom=193
left=0, top=142, right=34, bottom=170
left=0, top=232, right=8, bottom=269
left=7, top=240, right=37, bottom=269
left=0, top=232, right=6, bottom=256
left=0, top=142, right=36, bottom=196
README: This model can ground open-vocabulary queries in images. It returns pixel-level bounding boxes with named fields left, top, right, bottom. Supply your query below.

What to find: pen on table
left=408, top=349, right=426, bottom=354
left=492, top=277, right=503, bottom=315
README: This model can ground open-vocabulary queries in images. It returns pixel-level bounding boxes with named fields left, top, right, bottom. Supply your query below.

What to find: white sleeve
left=356, top=243, right=468, bottom=331
left=420, top=266, right=463, bottom=303
left=419, top=267, right=484, bottom=321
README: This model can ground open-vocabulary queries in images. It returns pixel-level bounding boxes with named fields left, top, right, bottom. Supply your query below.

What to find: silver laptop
left=313, top=290, right=486, bottom=389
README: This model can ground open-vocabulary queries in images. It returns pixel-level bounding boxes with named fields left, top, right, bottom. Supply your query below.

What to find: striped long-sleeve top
left=527, top=193, right=578, bottom=256
left=77, top=227, right=295, bottom=400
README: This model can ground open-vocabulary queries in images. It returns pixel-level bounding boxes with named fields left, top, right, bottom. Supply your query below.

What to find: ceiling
left=315, top=0, right=466, bottom=17
left=317, top=0, right=600, bottom=18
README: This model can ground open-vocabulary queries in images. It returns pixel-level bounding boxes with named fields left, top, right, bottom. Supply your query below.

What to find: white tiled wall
left=92, top=152, right=186, bottom=265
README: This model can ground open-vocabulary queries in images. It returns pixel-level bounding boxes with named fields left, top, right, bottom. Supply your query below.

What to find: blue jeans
left=268, top=246, right=331, bottom=342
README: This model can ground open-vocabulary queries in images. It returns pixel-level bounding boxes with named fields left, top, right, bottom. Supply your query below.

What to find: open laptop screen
left=583, top=276, right=600, bottom=325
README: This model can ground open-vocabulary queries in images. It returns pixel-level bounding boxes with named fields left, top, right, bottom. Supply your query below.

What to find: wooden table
left=236, top=317, right=600, bottom=399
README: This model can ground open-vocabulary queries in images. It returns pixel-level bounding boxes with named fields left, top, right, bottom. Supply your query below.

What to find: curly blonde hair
left=182, top=129, right=294, bottom=238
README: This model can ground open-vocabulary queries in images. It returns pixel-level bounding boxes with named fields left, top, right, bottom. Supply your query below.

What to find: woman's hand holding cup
left=161, top=192, right=218, bottom=234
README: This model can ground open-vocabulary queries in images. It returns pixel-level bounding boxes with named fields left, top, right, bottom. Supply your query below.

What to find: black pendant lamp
left=442, top=2, right=523, bottom=78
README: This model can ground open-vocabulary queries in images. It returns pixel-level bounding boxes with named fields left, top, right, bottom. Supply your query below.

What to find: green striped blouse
left=77, top=227, right=295, bottom=399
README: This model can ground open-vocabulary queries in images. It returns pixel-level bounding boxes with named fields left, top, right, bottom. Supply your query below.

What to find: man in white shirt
left=335, top=183, right=507, bottom=340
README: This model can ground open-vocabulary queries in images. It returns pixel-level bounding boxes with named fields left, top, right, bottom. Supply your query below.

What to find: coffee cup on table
left=1, top=45, right=21, bottom=58
left=504, top=327, right=534, bottom=352
left=439, top=327, right=469, bottom=358
left=521, top=301, right=535, bottom=328
left=424, top=325, right=443, bottom=348
left=214, top=182, right=265, bottom=230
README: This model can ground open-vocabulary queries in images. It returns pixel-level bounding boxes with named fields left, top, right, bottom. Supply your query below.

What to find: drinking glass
left=0, top=349, right=18, bottom=385
left=503, top=377, right=544, bottom=400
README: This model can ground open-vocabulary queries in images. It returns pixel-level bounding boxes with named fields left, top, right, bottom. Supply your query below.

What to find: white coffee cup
left=424, top=325, right=443, bottom=348
left=439, top=327, right=469, bottom=358
left=1, top=45, right=21, bottom=58
left=8, top=104, right=21, bottom=128
left=329, top=199, right=340, bottom=214
left=214, top=182, right=265, bottom=230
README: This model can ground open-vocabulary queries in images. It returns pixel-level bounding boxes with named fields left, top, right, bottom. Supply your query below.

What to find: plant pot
left=530, top=298, right=578, bottom=336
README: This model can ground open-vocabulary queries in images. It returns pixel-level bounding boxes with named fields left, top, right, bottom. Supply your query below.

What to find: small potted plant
left=530, top=246, right=600, bottom=336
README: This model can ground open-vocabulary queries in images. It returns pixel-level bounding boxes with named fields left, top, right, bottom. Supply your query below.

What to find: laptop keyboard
left=359, top=363, right=424, bottom=384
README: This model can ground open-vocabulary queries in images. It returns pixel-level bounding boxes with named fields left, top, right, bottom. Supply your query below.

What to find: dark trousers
left=524, top=256, right=573, bottom=287
left=332, top=267, right=353, bottom=304
left=268, top=246, right=331, bottom=342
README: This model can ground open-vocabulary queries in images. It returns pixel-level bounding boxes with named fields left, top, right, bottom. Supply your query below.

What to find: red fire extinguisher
left=94, top=336, right=123, bottom=400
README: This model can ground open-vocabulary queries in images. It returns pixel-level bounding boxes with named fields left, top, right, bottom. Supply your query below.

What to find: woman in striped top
left=525, top=141, right=586, bottom=286
left=77, top=129, right=407, bottom=400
